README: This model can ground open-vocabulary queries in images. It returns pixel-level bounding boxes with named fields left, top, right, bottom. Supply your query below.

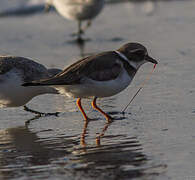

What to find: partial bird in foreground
left=45, top=0, right=105, bottom=42
left=0, top=56, right=61, bottom=116
left=23, top=42, right=158, bottom=122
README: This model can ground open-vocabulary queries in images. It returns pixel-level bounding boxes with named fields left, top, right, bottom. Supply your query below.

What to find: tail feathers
left=22, top=76, right=73, bottom=87
left=22, top=78, right=69, bottom=87
left=22, top=82, right=46, bottom=87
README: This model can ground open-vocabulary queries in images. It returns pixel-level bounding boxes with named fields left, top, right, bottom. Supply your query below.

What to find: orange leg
left=91, top=97, right=113, bottom=123
left=76, top=98, right=89, bottom=121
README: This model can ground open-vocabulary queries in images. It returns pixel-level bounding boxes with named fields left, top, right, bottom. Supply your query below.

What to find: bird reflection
left=76, top=40, right=86, bottom=58
left=0, top=119, right=166, bottom=179
left=25, top=114, right=42, bottom=125
left=80, top=119, right=113, bottom=148
left=67, top=37, right=92, bottom=58
left=0, top=125, right=79, bottom=179
left=74, top=38, right=97, bottom=59
left=80, top=119, right=89, bottom=147
left=95, top=121, right=112, bottom=146
left=80, top=111, right=128, bottom=148
left=79, top=97, right=126, bottom=147
left=74, top=108, right=162, bottom=179
left=73, top=134, right=149, bottom=179
left=80, top=108, right=123, bottom=147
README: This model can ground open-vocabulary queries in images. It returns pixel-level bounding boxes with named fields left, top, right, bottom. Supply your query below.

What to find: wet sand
left=0, top=0, right=195, bottom=179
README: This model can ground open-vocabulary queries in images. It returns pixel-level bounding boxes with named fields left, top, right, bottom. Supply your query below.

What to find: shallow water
left=0, top=0, right=195, bottom=180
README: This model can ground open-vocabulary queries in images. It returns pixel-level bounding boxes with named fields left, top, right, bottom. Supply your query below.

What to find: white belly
left=53, top=0, right=104, bottom=21
left=56, top=69, right=132, bottom=98
left=0, top=71, right=57, bottom=107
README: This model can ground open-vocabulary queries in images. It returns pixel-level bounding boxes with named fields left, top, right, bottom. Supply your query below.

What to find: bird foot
left=84, top=117, right=95, bottom=122
left=23, top=106, right=60, bottom=117
left=106, top=115, right=114, bottom=123
left=71, top=29, right=85, bottom=37
left=77, top=36, right=85, bottom=44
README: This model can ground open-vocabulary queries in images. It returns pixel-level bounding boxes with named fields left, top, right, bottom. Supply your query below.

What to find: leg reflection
left=96, top=121, right=113, bottom=146
left=25, top=114, right=43, bottom=126
left=80, top=120, right=90, bottom=148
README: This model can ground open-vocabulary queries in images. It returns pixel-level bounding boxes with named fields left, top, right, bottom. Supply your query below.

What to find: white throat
left=115, top=50, right=137, bottom=70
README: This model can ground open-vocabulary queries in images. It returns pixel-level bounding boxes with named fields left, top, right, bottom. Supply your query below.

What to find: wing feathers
left=22, top=51, right=123, bottom=86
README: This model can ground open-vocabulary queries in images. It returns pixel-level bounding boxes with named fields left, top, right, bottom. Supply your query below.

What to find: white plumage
left=0, top=56, right=61, bottom=108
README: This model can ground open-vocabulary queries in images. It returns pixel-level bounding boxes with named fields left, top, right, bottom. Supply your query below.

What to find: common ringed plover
left=23, top=43, right=158, bottom=121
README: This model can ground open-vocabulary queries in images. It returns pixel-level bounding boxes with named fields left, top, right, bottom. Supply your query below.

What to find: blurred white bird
left=45, top=0, right=105, bottom=42
left=0, top=56, right=61, bottom=116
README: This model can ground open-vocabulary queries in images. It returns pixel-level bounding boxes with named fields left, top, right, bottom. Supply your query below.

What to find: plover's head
left=118, top=43, right=158, bottom=69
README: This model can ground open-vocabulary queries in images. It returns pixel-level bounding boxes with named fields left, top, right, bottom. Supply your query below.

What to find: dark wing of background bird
left=0, top=56, right=49, bottom=82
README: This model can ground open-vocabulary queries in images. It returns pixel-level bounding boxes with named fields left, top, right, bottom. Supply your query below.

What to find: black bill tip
left=145, top=55, right=158, bottom=64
